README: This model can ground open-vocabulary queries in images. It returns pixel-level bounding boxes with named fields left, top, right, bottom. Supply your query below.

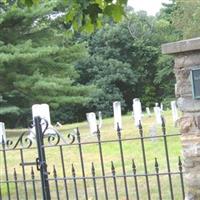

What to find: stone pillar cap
left=162, top=37, right=200, bottom=55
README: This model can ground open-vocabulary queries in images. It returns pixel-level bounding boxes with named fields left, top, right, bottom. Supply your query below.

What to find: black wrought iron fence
left=0, top=116, right=185, bottom=200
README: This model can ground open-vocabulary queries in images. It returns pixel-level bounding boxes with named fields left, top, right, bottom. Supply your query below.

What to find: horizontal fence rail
left=0, top=116, right=185, bottom=200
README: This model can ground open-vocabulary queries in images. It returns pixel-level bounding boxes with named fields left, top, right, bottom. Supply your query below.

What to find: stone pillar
left=162, top=38, right=200, bottom=200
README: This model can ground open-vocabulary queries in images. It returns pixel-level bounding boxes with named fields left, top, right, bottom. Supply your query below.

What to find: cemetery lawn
left=2, top=110, right=183, bottom=199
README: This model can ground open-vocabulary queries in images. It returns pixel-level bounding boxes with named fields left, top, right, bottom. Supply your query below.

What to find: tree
left=153, top=0, right=181, bottom=105
left=2, top=0, right=128, bottom=32
left=0, top=1, right=93, bottom=127
left=76, top=11, right=163, bottom=116
left=172, top=0, right=200, bottom=39
left=76, top=6, right=181, bottom=114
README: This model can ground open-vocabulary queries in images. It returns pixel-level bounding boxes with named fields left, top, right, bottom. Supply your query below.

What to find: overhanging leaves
left=16, top=0, right=127, bottom=32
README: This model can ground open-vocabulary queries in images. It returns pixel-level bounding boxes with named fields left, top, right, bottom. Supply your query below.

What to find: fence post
left=34, top=116, right=51, bottom=200
left=162, top=38, right=200, bottom=200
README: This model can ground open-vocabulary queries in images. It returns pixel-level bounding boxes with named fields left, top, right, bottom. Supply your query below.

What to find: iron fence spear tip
left=139, top=120, right=142, bottom=127
left=155, top=158, right=159, bottom=168
left=97, top=124, right=100, bottom=132
left=76, top=127, right=79, bottom=134
left=91, top=162, right=94, bottom=169
left=117, top=122, right=120, bottom=131
left=132, top=159, right=136, bottom=167
left=111, top=161, right=115, bottom=169
left=161, top=115, right=165, bottom=126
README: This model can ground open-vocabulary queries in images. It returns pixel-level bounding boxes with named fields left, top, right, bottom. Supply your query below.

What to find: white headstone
left=146, top=107, right=151, bottom=117
left=98, top=111, right=103, bottom=128
left=133, top=98, right=142, bottom=127
left=32, top=104, right=51, bottom=125
left=56, top=122, right=62, bottom=127
left=86, top=112, right=97, bottom=134
left=171, top=101, right=179, bottom=124
left=113, top=101, right=122, bottom=130
left=160, top=103, right=163, bottom=111
left=149, top=124, right=157, bottom=141
left=29, top=103, right=54, bottom=139
left=154, top=106, right=162, bottom=125
left=0, top=122, right=6, bottom=144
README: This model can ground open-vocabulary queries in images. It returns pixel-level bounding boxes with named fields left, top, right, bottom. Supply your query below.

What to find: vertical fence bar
left=59, top=146, right=69, bottom=200
left=138, top=121, right=151, bottom=200
left=14, top=168, right=20, bottom=200
left=178, top=157, right=185, bottom=199
left=53, top=166, right=60, bottom=200
left=96, top=126, right=108, bottom=200
left=35, top=116, right=51, bottom=200
left=132, top=159, right=139, bottom=200
left=31, top=167, right=37, bottom=200
left=111, top=161, right=119, bottom=200
left=161, top=117, right=174, bottom=200
left=0, top=181, right=2, bottom=200
left=155, top=158, right=162, bottom=200
left=91, top=163, right=98, bottom=200
left=77, top=128, right=88, bottom=200
left=20, top=148, right=29, bottom=199
left=117, top=124, right=129, bottom=200
left=72, top=164, right=79, bottom=200
left=2, top=137, right=11, bottom=200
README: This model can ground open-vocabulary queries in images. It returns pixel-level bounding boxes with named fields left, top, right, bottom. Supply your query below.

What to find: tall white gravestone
left=171, top=101, right=179, bottom=125
left=86, top=112, right=97, bottom=134
left=160, top=103, right=164, bottom=111
left=113, top=101, right=122, bottom=130
left=32, top=104, right=52, bottom=125
left=30, top=104, right=54, bottom=139
left=0, top=122, right=6, bottom=144
left=98, top=111, right=103, bottom=129
left=133, top=98, right=142, bottom=127
left=149, top=124, right=157, bottom=141
left=154, top=106, right=162, bottom=125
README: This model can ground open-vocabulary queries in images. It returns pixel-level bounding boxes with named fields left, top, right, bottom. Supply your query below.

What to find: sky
left=128, top=0, right=171, bottom=16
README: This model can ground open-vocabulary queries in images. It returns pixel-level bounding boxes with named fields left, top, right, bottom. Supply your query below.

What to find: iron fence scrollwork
left=0, top=116, right=185, bottom=200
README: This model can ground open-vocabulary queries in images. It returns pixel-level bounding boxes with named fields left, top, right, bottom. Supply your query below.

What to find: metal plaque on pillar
left=191, top=68, right=200, bottom=99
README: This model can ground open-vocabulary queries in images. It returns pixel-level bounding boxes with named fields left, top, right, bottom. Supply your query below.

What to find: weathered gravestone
left=154, top=105, right=162, bottom=125
left=86, top=112, right=97, bottom=134
left=32, top=104, right=52, bottom=124
left=113, top=101, right=122, bottom=130
left=149, top=124, right=157, bottom=142
left=162, top=37, right=200, bottom=200
left=29, top=104, right=55, bottom=139
left=133, top=98, right=142, bottom=127
left=98, top=111, right=103, bottom=128
left=0, top=122, right=6, bottom=144
left=171, top=100, right=179, bottom=126
left=160, top=103, right=164, bottom=111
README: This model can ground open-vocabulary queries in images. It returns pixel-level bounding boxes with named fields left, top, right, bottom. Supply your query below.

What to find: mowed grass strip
left=1, top=110, right=184, bottom=199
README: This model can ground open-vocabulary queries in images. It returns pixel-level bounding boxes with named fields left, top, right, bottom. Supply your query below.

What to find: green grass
left=1, top=110, right=184, bottom=199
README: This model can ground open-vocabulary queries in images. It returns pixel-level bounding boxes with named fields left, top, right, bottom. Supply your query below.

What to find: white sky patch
left=128, top=0, right=171, bottom=16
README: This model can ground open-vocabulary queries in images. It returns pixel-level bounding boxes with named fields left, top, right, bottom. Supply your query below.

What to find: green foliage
left=75, top=6, right=180, bottom=115
left=0, top=0, right=181, bottom=127
left=152, top=0, right=181, bottom=101
left=172, top=0, right=200, bottom=39
left=76, top=12, right=163, bottom=115
left=0, top=1, right=93, bottom=127
left=15, top=0, right=128, bottom=32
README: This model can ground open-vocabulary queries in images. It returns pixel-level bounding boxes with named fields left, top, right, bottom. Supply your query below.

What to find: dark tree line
left=1, top=0, right=193, bottom=127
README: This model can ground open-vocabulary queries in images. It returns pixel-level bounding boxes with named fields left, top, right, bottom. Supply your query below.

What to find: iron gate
left=0, top=116, right=185, bottom=200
